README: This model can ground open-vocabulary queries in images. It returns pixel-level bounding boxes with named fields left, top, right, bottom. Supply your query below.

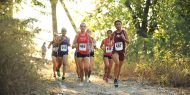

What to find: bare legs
left=52, top=56, right=59, bottom=77
left=112, top=53, right=124, bottom=87
left=88, top=57, right=94, bottom=79
left=103, top=57, right=113, bottom=81
left=78, top=57, right=89, bottom=83
left=58, top=55, right=68, bottom=80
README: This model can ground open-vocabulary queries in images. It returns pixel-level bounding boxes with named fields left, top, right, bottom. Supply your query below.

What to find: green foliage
left=88, top=0, right=190, bottom=87
left=0, top=17, right=44, bottom=95
left=82, top=0, right=130, bottom=41
left=31, top=0, right=46, bottom=8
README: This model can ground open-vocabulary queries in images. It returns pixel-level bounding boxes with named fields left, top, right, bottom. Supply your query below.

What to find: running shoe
left=114, top=79, right=119, bottom=88
left=85, top=76, right=89, bottom=83
left=79, top=82, right=84, bottom=86
left=105, top=77, right=108, bottom=82
left=77, top=77, right=80, bottom=81
left=53, top=74, right=56, bottom=78
left=62, top=76, right=65, bottom=80
left=103, top=74, right=107, bottom=80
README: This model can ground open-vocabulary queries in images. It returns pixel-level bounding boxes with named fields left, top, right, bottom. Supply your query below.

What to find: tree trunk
left=60, top=0, right=77, bottom=33
left=50, top=0, right=58, bottom=35
left=141, top=0, right=151, bottom=37
left=125, top=0, right=152, bottom=37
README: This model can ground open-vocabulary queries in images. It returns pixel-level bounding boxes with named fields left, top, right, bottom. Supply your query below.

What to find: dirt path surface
left=40, top=63, right=190, bottom=95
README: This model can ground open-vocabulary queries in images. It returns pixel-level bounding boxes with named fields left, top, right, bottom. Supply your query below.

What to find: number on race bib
left=79, top=43, right=87, bottom=51
left=106, top=46, right=112, bottom=53
left=61, top=45, right=67, bottom=52
left=115, top=42, right=123, bottom=51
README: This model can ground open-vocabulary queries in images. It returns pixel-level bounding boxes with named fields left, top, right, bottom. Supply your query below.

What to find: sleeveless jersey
left=113, top=30, right=126, bottom=53
left=103, top=38, right=112, bottom=56
left=58, top=36, right=69, bottom=53
left=77, top=32, right=89, bottom=54
left=52, top=41, right=58, bottom=52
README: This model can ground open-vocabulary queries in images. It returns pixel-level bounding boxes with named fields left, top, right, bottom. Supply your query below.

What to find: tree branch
left=125, top=0, right=141, bottom=35
left=141, top=0, right=151, bottom=37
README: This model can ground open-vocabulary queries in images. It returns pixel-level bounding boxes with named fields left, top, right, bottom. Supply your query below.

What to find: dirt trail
left=40, top=63, right=190, bottom=95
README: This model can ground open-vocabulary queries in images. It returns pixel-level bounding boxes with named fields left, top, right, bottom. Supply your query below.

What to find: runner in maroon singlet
left=111, top=20, right=129, bottom=87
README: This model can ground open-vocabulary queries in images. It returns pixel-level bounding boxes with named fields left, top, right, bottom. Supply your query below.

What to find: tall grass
left=122, top=37, right=190, bottom=87
left=123, top=56, right=190, bottom=87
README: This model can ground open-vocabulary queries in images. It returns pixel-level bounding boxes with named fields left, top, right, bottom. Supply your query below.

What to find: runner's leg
left=84, top=57, right=90, bottom=82
left=74, top=54, right=80, bottom=78
left=104, top=58, right=109, bottom=75
left=88, top=56, right=93, bottom=78
left=52, top=56, right=58, bottom=77
left=108, top=58, right=113, bottom=79
left=112, top=53, right=120, bottom=87
left=103, top=57, right=109, bottom=81
left=112, top=53, right=119, bottom=79
left=117, top=61, right=124, bottom=79
left=55, top=57, right=62, bottom=77
left=117, top=53, right=125, bottom=79
left=62, top=55, right=68, bottom=80
left=57, top=57, right=62, bottom=70
left=78, top=58, right=84, bottom=82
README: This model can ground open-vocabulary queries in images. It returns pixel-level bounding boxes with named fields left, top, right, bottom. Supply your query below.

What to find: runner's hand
left=75, top=43, right=78, bottom=48
left=72, top=45, right=75, bottom=49
left=101, top=47, right=106, bottom=52
left=121, top=34, right=126, bottom=40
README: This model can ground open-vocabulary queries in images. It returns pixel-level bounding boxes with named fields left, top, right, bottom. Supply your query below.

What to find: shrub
left=0, top=17, right=45, bottom=95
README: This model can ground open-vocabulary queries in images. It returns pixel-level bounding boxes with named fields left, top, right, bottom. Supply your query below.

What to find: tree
left=50, top=0, right=58, bottom=34
left=125, top=0, right=158, bottom=37
left=0, top=0, right=14, bottom=17
left=60, top=0, right=78, bottom=33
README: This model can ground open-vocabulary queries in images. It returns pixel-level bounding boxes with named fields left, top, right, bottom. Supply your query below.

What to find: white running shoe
left=77, top=77, right=80, bottom=81
left=79, top=82, right=84, bottom=86
left=85, top=77, right=89, bottom=83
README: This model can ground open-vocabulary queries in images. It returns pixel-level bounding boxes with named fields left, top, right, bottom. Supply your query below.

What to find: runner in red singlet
left=100, top=30, right=113, bottom=82
left=73, top=23, right=92, bottom=86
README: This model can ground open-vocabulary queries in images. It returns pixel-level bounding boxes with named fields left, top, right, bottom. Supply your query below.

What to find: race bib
left=52, top=47, right=58, bottom=52
left=115, top=42, right=123, bottom=51
left=79, top=43, right=87, bottom=51
left=61, top=45, right=67, bottom=52
left=106, top=46, right=112, bottom=53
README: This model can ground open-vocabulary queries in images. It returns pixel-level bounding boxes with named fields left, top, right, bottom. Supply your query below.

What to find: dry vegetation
left=93, top=49, right=190, bottom=87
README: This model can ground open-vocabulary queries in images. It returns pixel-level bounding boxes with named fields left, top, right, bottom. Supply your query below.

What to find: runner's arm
left=100, top=40, right=105, bottom=51
left=48, top=41, right=53, bottom=49
left=110, top=32, right=115, bottom=45
left=123, top=30, right=129, bottom=44
left=72, top=34, right=78, bottom=49
left=58, top=36, right=62, bottom=45
left=92, top=37, right=97, bottom=49
left=68, top=37, right=71, bottom=46
left=110, top=32, right=115, bottom=40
